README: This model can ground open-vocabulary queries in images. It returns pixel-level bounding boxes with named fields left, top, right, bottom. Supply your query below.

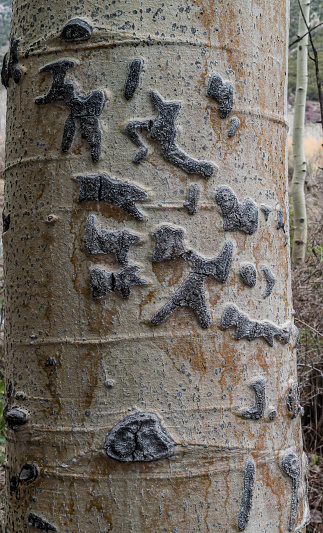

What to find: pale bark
left=291, top=0, right=310, bottom=262
left=4, top=1, right=308, bottom=531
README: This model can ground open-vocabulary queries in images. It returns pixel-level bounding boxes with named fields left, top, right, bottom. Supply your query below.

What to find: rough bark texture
left=291, top=0, right=310, bottom=262
left=4, top=1, right=308, bottom=532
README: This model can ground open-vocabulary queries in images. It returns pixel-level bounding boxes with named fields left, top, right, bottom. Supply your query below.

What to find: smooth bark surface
left=291, top=0, right=310, bottom=262
left=4, top=1, right=308, bottom=531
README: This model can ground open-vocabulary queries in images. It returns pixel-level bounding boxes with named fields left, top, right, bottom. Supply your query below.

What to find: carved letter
left=207, top=73, right=233, bottom=119
left=261, top=266, right=275, bottom=299
left=124, top=58, right=143, bottom=100
left=76, top=173, right=148, bottom=220
left=280, top=453, right=301, bottom=532
left=240, top=379, right=266, bottom=420
left=239, top=264, right=257, bottom=288
left=221, top=304, right=291, bottom=347
left=238, top=457, right=255, bottom=530
left=215, top=186, right=258, bottom=235
left=152, top=225, right=187, bottom=262
left=183, top=184, right=200, bottom=215
left=1, top=37, right=22, bottom=89
left=227, top=116, right=240, bottom=137
left=151, top=226, right=233, bottom=328
left=84, top=215, right=141, bottom=264
left=28, top=513, right=57, bottom=531
left=260, top=204, right=271, bottom=221
left=36, top=60, right=107, bottom=162
left=286, top=380, right=304, bottom=419
left=89, top=265, right=147, bottom=300
left=125, top=90, right=215, bottom=179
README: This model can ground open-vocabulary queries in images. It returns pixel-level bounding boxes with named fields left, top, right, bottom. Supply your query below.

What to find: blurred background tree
left=289, top=0, right=322, bottom=104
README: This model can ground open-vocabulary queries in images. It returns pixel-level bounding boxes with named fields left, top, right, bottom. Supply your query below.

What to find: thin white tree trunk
left=291, top=0, right=310, bottom=262
left=4, top=1, right=309, bottom=531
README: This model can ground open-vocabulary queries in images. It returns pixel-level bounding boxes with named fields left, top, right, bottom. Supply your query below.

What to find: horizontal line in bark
left=22, top=404, right=289, bottom=429
left=23, top=37, right=283, bottom=57
left=136, top=204, right=215, bottom=210
left=24, top=39, right=221, bottom=61
left=20, top=330, right=226, bottom=346
left=12, top=447, right=295, bottom=482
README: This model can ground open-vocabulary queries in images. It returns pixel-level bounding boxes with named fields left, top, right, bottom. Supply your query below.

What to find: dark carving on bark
left=4, top=407, right=29, bottom=429
left=238, top=457, right=255, bottom=530
left=76, top=173, right=148, bottom=220
left=260, top=204, right=271, bottom=221
left=124, top=58, right=143, bottom=100
left=10, top=475, right=19, bottom=494
left=84, top=215, right=141, bottom=264
left=183, top=184, right=200, bottom=215
left=261, top=266, right=275, bottom=298
left=286, top=380, right=304, bottom=419
left=276, top=202, right=285, bottom=231
left=45, top=357, right=56, bottom=367
left=151, top=273, right=213, bottom=329
left=125, top=90, right=215, bottom=178
left=215, top=186, right=258, bottom=235
left=280, top=453, right=301, bottom=532
left=60, top=18, right=93, bottom=42
left=89, top=264, right=147, bottom=299
left=267, top=408, right=277, bottom=420
left=240, top=379, right=266, bottom=420
left=10, top=464, right=38, bottom=499
left=152, top=226, right=186, bottom=262
left=239, top=264, right=257, bottom=287
left=2, top=213, right=10, bottom=233
left=1, top=37, right=22, bottom=89
left=227, top=116, right=240, bottom=137
left=19, top=463, right=38, bottom=483
left=103, top=412, right=176, bottom=462
left=35, top=60, right=107, bottom=162
left=28, top=513, right=57, bottom=531
left=221, top=304, right=291, bottom=347
left=151, top=225, right=233, bottom=328
left=207, top=73, right=233, bottom=119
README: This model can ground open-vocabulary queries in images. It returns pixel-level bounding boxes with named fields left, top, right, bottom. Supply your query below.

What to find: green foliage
left=312, top=453, right=323, bottom=465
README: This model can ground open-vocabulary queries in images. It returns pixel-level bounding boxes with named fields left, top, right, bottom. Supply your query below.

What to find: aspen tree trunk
left=291, top=0, right=310, bottom=262
left=4, top=1, right=309, bottom=531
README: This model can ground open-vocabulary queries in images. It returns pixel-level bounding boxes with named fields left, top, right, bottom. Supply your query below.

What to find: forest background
left=0, top=0, right=321, bottom=530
